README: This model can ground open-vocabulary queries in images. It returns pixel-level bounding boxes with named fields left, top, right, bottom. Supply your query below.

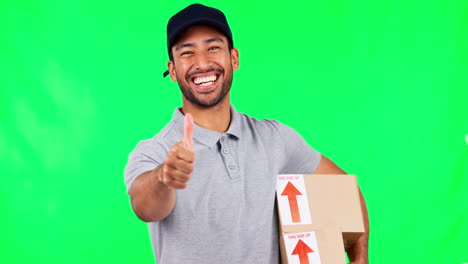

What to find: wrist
left=153, top=166, right=166, bottom=186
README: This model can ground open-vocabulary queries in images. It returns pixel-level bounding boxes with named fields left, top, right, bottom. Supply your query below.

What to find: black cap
left=164, top=4, right=233, bottom=77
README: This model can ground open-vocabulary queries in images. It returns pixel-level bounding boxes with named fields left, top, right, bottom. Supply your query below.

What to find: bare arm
left=314, top=155, right=369, bottom=264
left=129, top=166, right=176, bottom=222
left=129, top=114, right=195, bottom=223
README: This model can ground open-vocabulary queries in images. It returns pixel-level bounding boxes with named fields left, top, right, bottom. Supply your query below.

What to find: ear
left=230, top=48, right=239, bottom=71
left=167, top=60, right=178, bottom=82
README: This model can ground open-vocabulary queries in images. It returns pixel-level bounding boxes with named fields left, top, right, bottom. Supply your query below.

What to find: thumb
left=182, top=113, right=194, bottom=150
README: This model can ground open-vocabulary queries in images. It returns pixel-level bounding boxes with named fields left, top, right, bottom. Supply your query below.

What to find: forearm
left=129, top=166, right=176, bottom=222
left=313, top=155, right=369, bottom=262
left=347, top=188, right=369, bottom=263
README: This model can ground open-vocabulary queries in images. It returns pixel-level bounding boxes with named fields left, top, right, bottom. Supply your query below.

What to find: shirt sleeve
left=276, top=122, right=321, bottom=174
left=124, top=138, right=169, bottom=194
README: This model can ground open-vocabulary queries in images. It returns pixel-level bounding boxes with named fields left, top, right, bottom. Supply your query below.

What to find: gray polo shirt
left=124, top=107, right=321, bottom=264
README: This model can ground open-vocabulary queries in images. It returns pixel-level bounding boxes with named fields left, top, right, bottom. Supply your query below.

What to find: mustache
left=186, top=67, right=224, bottom=80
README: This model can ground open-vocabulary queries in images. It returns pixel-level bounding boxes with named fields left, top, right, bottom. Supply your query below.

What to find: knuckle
left=169, top=145, right=179, bottom=154
left=179, top=163, right=192, bottom=175
left=187, top=164, right=194, bottom=173
left=179, top=172, right=190, bottom=181
left=188, top=152, right=196, bottom=162
left=162, top=176, right=171, bottom=185
left=175, top=171, right=190, bottom=182
left=165, top=156, right=178, bottom=168
left=163, top=164, right=172, bottom=174
left=174, top=159, right=184, bottom=169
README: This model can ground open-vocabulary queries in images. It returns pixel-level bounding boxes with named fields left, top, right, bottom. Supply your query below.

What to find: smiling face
left=167, top=25, right=239, bottom=108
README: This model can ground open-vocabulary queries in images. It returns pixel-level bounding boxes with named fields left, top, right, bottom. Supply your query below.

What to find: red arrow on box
left=292, top=239, right=314, bottom=264
left=281, top=181, right=303, bottom=223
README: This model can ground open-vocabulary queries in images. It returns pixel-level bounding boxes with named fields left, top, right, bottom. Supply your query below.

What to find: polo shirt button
left=223, top=149, right=229, bottom=154
left=229, top=164, right=235, bottom=170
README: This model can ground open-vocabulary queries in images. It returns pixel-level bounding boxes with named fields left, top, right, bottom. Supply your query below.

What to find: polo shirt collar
left=225, top=105, right=241, bottom=139
left=173, top=105, right=241, bottom=148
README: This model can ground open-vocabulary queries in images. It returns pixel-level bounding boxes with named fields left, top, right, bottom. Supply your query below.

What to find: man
left=125, top=3, right=369, bottom=264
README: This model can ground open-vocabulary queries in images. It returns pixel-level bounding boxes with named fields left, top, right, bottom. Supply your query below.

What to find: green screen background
left=1, top=0, right=467, bottom=263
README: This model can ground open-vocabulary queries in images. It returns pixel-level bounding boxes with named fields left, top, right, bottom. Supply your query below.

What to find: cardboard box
left=276, top=174, right=365, bottom=264
left=279, top=224, right=346, bottom=264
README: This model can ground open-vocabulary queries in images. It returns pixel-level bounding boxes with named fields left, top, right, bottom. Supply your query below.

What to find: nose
left=194, top=53, right=212, bottom=71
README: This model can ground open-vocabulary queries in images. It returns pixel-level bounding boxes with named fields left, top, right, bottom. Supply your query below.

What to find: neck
left=181, top=96, right=231, bottom=133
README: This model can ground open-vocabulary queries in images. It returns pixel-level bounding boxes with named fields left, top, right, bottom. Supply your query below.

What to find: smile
left=193, top=75, right=218, bottom=87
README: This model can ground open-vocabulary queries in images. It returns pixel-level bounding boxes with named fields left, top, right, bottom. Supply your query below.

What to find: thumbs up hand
left=161, top=113, right=196, bottom=189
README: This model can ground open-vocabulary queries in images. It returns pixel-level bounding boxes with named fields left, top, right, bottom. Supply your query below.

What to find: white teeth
left=199, top=81, right=214, bottom=87
left=194, top=75, right=217, bottom=85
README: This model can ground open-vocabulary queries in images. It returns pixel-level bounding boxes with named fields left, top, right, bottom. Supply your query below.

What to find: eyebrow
left=175, top=37, right=225, bottom=51
left=205, top=37, right=224, bottom=44
left=175, top=43, right=193, bottom=51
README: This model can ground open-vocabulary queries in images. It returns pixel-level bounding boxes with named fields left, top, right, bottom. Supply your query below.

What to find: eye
left=208, top=46, right=220, bottom=51
left=180, top=50, right=193, bottom=56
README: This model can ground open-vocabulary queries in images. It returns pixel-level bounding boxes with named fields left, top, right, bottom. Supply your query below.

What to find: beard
left=176, top=65, right=233, bottom=108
